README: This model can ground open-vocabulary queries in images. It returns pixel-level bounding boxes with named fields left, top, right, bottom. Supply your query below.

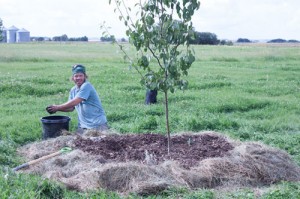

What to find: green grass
left=0, top=42, right=299, bottom=198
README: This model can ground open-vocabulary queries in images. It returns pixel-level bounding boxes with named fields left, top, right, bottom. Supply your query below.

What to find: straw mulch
left=16, top=131, right=300, bottom=195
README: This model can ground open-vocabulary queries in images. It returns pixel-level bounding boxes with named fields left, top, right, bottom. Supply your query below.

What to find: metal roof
left=8, top=25, right=19, bottom=31
left=17, top=28, right=29, bottom=33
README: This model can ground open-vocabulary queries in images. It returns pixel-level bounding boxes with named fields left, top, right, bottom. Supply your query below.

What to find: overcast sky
left=1, top=0, right=299, bottom=41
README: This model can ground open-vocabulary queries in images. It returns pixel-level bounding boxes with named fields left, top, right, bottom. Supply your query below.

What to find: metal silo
left=7, top=25, right=19, bottom=43
left=17, top=28, right=30, bottom=42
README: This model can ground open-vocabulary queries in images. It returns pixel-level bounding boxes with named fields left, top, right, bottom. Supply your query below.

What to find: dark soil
left=74, top=133, right=234, bottom=169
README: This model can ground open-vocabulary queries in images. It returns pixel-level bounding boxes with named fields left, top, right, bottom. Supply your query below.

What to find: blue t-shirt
left=69, top=81, right=107, bottom=129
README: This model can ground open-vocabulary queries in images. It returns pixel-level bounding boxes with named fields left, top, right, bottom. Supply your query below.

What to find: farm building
left=16, top=28, right=30, bottom=42
left=2, top=25, right=30, bottom=43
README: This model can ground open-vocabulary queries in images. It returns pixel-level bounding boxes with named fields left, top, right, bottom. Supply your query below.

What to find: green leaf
left=138, top=56, right=149, bottom=69
left=170, top=87, right=175, bottom=93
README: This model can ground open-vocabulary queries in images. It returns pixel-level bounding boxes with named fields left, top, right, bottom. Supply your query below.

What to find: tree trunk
left=164, top=90, right=171, bottom=154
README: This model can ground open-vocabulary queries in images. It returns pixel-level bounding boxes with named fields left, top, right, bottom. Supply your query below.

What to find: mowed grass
left=0, top=42, right=300, bottom=198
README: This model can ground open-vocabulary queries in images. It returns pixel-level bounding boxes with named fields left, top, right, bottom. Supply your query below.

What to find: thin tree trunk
left=164, top=90, right=171, bottom=154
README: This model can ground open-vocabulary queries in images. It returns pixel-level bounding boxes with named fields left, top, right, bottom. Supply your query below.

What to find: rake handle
left=13, top=151, right=61, bottom=172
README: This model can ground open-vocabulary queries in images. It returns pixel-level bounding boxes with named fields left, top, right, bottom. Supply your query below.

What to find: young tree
left=107, top=0, right=200, bottom=152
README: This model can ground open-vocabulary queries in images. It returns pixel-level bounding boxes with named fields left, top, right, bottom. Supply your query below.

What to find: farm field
left=0, top=42, right=300, bottom=198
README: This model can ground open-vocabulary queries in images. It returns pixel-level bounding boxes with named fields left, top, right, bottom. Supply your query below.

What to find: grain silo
left=16, top=28, right=30, bottom=42
left=7, top=25, right=19, bottom=43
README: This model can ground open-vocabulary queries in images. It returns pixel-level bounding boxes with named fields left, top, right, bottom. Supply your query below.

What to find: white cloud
left=1, top=0, right=300, bottom=40
left=194, top=0, right=300, bottom=40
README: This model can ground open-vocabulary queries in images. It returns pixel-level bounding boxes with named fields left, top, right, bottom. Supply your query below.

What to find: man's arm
left=46, top=97, right=84, bottom=113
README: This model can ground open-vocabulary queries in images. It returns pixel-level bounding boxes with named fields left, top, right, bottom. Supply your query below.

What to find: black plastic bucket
left=40, top=115, right=71, bottom=139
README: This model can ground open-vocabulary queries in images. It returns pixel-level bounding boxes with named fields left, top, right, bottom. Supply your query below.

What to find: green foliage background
left=0, top=42, right=299, bottom=198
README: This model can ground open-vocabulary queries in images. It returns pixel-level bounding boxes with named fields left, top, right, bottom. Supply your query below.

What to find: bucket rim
left=41, top=115, right=71, bottom=123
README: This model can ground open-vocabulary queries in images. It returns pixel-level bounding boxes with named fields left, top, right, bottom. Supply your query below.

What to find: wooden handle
left=27, top=151, right=62, bottom=166
left=13, top=148, right=72, bottom=172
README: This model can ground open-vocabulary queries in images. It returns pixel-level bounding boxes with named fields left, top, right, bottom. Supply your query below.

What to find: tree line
left=30, top=33, right=299, bottom=44
left=100, top=31, right=233, bottom=45
left=31, top=34, right=88, bottom=42
left=1, top=17, right=299, bottom=44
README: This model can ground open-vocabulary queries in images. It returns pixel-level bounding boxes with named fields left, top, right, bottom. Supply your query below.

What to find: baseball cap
left=72, top=64, right=86, bottom=75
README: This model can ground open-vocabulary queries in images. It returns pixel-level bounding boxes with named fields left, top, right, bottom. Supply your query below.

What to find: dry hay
left=16, top=131, right=300, bottom=195
left=186, top=142, right=300, bottom=188
left=17, top=135, right=75, bottom=160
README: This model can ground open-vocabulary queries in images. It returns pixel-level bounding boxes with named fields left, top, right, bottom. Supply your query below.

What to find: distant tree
left=0, top=18, right=3, bottom=41
left=120, top=38, right=127, bottom=42
left=61, top=34, right=68, bottom=41
left=100, top=35, right=115, bottom=42
left=219, top=40, right=226, bottom=45
left=288, top=39, right=299, bottom=43
left=37, top=37, right=44, bottom=41
left=267, top=38, right=286, bottom=43
left=52, top=36, right=60, bottom=41
left=52, top=36, right=59, bottom=41
left=81, top=36, right=88, bottom=41
left=52, top=34, right=68, bottom=42
left=30, top=37, right=45, bottom=41
left=68, top=36, right=88, bottom=41
left=190, top=32, right=219, bottom=45
left=220, top=39, right=233, bottom=46
left=236, top=38, right=251, bottom=43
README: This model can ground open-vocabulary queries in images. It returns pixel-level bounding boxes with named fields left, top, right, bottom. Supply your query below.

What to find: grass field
left=0, top=42, right=299, bottom=198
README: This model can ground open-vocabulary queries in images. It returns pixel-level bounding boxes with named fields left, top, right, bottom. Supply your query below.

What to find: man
left=46, top=64, right=108, bottom=133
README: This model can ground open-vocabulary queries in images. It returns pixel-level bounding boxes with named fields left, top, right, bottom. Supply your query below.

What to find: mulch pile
left=16, top=131, right=300, bottom=196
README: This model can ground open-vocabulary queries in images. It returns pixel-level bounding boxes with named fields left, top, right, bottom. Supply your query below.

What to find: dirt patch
left=73, top=132, right=233, bottom=169
left=16, top=131, right=300, bottom=196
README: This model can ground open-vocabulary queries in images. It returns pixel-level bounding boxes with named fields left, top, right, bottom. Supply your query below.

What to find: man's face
left=72, top=73, right=86, bottom=87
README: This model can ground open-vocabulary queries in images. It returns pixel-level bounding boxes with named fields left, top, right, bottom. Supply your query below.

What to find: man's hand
left=46, top=98, right=81, bottom=114
left=46, top=105, right=57, bottom=114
